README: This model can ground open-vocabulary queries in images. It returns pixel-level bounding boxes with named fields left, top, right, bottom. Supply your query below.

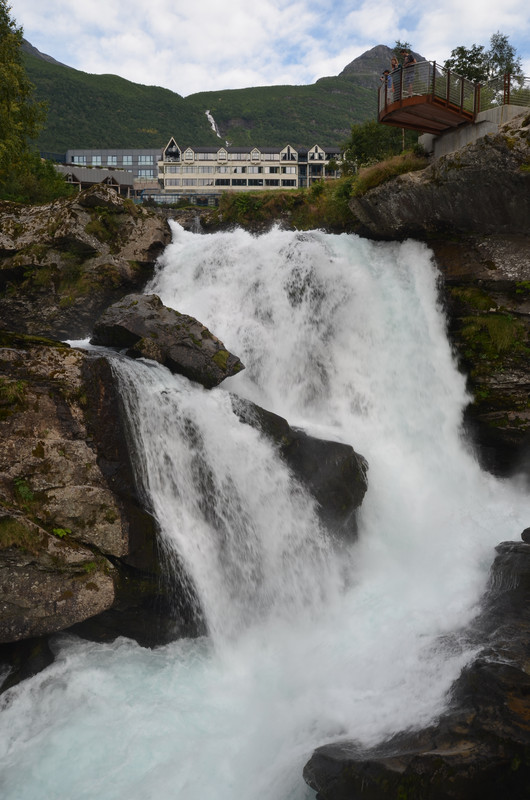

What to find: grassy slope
left=186, top=77, right=376, bottom=147
left=25, top=54, right=377, bottom=152
left=24, top=54, right=219, bottom=151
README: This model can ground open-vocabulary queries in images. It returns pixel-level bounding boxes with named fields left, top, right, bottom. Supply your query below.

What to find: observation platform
left=378, top=62, right=528, bottom=135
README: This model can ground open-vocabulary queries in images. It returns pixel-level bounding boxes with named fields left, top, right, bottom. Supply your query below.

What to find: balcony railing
left=379, top=61, right=478, bottom=117
left=479, top=75, right=530, bottom=111
left=379, top=62, right=530, bottom=125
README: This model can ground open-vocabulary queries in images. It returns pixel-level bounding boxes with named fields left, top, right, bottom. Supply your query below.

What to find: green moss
left=0, top=378, right=27, bottom=418
left=52, top=527, right=71, bottom=538
left=212, top=349, right=229, bottom=370
left=0, top=331, right=69, bottom=350
left=515, top=281, right=530, bottom=297
left=85, top=206, right=126, bottom=252
left=450, top=286, right=496, bottom=311
left=460, top=313, right=527, bottom=358
left=103, top=508, right=118, bottom=524
left=0, top=517, right=42, bottom=554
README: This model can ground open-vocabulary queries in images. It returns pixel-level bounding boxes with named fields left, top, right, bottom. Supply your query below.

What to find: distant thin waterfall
left=0, top=226, right=527, bottom=800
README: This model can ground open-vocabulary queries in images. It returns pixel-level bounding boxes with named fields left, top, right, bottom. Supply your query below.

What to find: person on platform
left=400, top=48, right=416, bottom=96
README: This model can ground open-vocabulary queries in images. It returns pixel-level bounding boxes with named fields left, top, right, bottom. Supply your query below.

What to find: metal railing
left=379, top=62, right=530, bottom=120
left=379, top=61, right=478, bottom=117
left=479, top=75, right=530, bottom=111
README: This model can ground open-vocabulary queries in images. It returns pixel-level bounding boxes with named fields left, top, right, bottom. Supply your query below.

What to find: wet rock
left=231, top=396, right=368, bottom=537
left=91, top=293, right=244, bottom=388
left=304, top=541, right=530, bottom=799
left=0, top=333, right=191, bottom=655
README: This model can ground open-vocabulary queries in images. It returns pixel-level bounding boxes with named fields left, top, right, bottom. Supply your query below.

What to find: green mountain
left=23, top=42, right=395, bottom=152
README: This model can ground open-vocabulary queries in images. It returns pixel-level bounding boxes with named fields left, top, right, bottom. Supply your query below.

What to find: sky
left=10, top=0, right=530, bottom=97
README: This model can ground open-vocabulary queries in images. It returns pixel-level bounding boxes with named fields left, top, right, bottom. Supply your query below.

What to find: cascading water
left=0, top=225, right=527, bottom=800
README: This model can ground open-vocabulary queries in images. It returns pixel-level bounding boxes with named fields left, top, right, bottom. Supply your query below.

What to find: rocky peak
left=339, top=44, right=425, bottom=88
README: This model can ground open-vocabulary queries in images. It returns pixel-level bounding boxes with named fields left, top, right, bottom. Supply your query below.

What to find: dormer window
left=184, top=148, right=194, bottom=161
left=164, top=139, right=181, bottom=162
left=251, top=149, right=260, bottom=161
left=281, top=145, right=297, bottom=162
left=218, top=149, right=228, bottom=161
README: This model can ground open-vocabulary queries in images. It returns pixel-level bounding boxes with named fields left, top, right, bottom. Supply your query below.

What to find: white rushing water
left=1, top=225, right=528, bottom=800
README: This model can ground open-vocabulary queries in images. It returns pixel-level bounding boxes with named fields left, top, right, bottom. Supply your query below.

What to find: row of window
left=178, top=150, right=282, bottom=162
left=164, top=178, right=297, bottom=187
left=72, top=155, right=155, bottom=166
left=163, top=165, right=294, bottom=175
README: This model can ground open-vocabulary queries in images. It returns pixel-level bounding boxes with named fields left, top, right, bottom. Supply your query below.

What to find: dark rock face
left=304, top=540, right=530, bottom=799
left=349, top=112, right=530, bottom=240
left=0, top=184, right=171, bottom=339
left=91, top=293, right=244, bottom=388
left=232, top=397, right=368, bottom=537
left=432, top=234, right=530, bottom=479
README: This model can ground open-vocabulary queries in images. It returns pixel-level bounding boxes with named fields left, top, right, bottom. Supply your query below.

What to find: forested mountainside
left=22, top=42, right=399, bottom=151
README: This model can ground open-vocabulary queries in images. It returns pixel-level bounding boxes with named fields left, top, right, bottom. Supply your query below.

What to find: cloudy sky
left=11, top=0, right=530, bottom=96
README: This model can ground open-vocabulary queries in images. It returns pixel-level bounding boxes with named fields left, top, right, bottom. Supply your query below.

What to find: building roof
left=56, top=165, right=134, bottom=187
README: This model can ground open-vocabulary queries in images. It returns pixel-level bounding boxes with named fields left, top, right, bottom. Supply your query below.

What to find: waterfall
left=0, top=226, right=527, bottom=800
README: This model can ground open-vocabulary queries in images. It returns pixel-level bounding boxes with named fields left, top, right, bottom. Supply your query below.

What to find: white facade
left=156, top=139, right=341, bottom=200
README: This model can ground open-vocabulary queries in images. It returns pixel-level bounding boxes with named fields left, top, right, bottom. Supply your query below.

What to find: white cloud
left=11, top=0, right=530, bottom=95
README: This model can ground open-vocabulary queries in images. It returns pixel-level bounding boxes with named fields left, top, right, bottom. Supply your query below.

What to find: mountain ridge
left=22, top=42, right=405, bottom=152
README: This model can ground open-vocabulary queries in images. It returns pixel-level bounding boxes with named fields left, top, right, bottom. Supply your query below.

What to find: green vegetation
left=444, top=32, right=523, bottom=82
left=209, top=149, right=428, bottom=231
left=460, top=313, right=529, bottom=362
left=52, top=527, right=71, bottom=538
left=0, top=378, right=27, bottom=418
left=23, top=47, right=376, bottom=152
left=351, top=152, right=428, bottom=195
left=0, top=516, right=41, bottom=554
left=0, top=1, right=73, bottom=202
left=515, top=281, right=530, bottom=296
left=84, top=206, right=125, bottom=250
left=186, top=78, right=376, bottom=149
left=23, top=52, right=220, bottom=151
left=450, top=287, right=497, bottom=311
left=340, top=120, right=419, bottom=172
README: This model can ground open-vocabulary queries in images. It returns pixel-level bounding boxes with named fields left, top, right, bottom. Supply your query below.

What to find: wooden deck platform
left=379, top=94, right=475, bottom=135
left=378, top=62, right=479, bottom=135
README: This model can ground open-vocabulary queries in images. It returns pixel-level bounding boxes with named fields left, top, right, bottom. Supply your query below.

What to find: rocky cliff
left=0, top=184, right=171, bottom=340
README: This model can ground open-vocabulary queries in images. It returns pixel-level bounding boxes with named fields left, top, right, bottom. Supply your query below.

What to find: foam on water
left=0, top=225, right=527, bottom=800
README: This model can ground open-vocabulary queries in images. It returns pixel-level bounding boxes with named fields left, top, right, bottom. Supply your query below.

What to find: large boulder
left=91, top=293, right=244, bottom=388
left=0, top=184, right=171, bottom=339
left=231, top=396, right=368, bottom=537
left=303, top=537, right=530, bottom=799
